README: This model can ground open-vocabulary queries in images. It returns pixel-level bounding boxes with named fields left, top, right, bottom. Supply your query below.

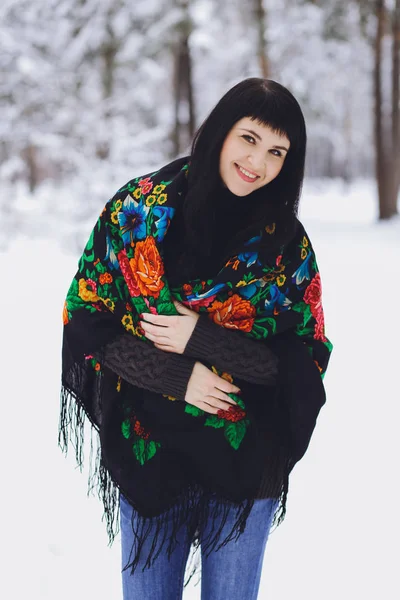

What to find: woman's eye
left=270, top=149, right=282, bottom=157
left=242, top=134, right=256, bottom=144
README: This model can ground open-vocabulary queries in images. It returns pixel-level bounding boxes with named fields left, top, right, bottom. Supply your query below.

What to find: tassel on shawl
left=58, top=385, right=120, bottom=544
left=59, top=385, right=289, bottom=589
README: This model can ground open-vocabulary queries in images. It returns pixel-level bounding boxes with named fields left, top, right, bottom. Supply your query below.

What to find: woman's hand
left=139, top=299, right=200, bottom=354
left=185, top=362, right=241, bottom=414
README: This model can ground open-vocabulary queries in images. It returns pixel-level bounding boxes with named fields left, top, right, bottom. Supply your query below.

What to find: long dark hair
left=170, top=78, right=307, bottom=281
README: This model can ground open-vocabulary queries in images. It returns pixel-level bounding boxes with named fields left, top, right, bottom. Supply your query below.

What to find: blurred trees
left=0, top=0, right=398, bottom=219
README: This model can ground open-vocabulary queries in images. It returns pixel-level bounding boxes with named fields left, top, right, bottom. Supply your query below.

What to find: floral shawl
left=59, top=156, right=332, bottom=587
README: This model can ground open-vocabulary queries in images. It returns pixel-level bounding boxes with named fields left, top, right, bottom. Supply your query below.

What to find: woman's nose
left=247, top=152, right=265, bottom=174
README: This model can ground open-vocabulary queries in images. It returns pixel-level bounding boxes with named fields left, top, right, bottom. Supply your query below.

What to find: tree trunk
left=255, top=0, right=270, bottom=78
left=392, top=0, right=400, bottom=210
left=172, top=1, right=195, bottom=156
left=97, top=14, right=118, bottom=160
left=375, top=0, right=392, bottom=219
left=22, top=144, right=39, bottom=194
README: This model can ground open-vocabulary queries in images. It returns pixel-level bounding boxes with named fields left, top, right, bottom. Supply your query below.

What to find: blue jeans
left=120, top=492, right=279, bottom=600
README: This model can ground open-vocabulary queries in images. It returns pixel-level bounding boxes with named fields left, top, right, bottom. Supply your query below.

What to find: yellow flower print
left=145, top=194, right=157, bottom=207
left=265, top=222, right=276, bottom=234
left=115, top=199, right=122, bottom=211
left=157, top=193, right=168, bottom=205
left=134, top=325, right=144, bottom=337
left=302, top=236, right=309, bottom=247
left=121, top=313, right=134, bottom=332
left=101, top=297, right=115, bottom=312
left=221, top=372, right=233, bottom=383
left=301, top=248, right=307, bottom=260
left=63, top=300, right=69, bottom=325
left=78, top=278, right=100, bottom=302
left=133, top=188, right=142, bottom=200
left=237, top=277, right=259, bottom=288
left=277, top=274, right=286, bottom=287
left=111, top=210, right=119, bottom=224
left=212, top=366, right=233, bottom=383
left=163, top=394, right=178, bottom=401
left=153, top=184, right=166, bottom=195
left=116, top=377, right=121, bottom=392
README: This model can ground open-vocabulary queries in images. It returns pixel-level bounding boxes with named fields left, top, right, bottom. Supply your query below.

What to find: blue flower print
left=264, top=285, right=292, bottom=315
left=118, top=195, right=149, bottom=245
left=292, top=251, right=312, bottom=287
left=104, top=227, right=119, bottom=270
left=153, top=206, right=175, bottom=242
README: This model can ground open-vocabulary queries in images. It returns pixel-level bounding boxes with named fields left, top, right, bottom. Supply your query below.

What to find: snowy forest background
left=1, top=0, right=399, bottom=253
left=1, top=1, right=400, bottom=599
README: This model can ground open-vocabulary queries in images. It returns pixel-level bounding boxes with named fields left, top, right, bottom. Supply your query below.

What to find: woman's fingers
left=210, top=389, right=237, bottom=405
left=198, top=397, right=237, bottom=413
left=213, top=377, right=240, bottom=396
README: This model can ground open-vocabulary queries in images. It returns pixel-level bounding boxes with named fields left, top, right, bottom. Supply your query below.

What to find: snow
left=1, top=177, right=399, bottom=600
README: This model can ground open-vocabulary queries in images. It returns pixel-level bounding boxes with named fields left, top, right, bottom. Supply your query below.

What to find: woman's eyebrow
left=239, top=129, right=289, bottom=152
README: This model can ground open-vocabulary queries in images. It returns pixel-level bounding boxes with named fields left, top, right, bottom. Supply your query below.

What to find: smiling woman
left=219, top=117, right=290, bottom=194
left=59, top=77, right=332, bottom=600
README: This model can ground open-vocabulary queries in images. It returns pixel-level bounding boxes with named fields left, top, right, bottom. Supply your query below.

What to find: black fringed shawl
left=59, top=156, right=332, bottom=587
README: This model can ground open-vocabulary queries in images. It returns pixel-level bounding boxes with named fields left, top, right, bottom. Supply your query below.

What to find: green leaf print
left=158, top=283, right=173, bottom=303
left=121, top=419, right=131, bottom=439
left=234, top=396, right=246, bottom=410
left=184, top=404, right=205, bottom=417
left=224, top=420, right=248, bottom=450
left=130, top=296, right=148, bottom=315
left=133, top=438, right=147, bottom=466
left=146, top=440, right=160, bottom=461
left=115, top=277, right=130, bottom=301
left=86, top=228, right=95, bottom=251
left=250, top=323, right=269, bottom=339
left=302, top=304, right=313, bottom=327
left=132, top=438, right=161, bottom=466
left=204, top=415, right=225, bottom=429
left=156, top=301, right=178, bottom=316
left=293, top=302, right=312, bottom=328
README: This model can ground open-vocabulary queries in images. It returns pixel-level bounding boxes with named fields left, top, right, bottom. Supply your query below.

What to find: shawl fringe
left=58, top=385, right=289, bottom=589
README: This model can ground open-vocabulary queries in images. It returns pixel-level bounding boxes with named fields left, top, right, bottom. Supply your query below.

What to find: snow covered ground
left=1, top=177, right=399, bottom=599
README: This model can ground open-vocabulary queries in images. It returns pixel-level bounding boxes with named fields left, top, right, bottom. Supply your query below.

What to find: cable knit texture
left=99, top=313, right=278, bottom=401
left=99, top=334, right=196, bottom=400
left=183, top=314, right=278, bottom=385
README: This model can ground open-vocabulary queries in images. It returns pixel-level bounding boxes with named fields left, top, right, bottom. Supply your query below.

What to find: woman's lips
left=234, top=163, right=260, bottom=183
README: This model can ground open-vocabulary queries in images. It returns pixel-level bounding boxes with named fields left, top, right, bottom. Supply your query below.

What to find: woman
left=59, top=78, right=332, bottom=600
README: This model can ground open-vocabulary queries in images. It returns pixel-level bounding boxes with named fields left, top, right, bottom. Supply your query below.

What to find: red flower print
left=208, top=294, right=256, bottom=332
left=188, top=294, right=218, bottom=311
left=132, top=416, right=151, bottom=440
left=99, top=272, right=113, bottom=285
left=138, top=177, right=153, bottom=195
left=143, top=297, right=158, bottom=314
left=129, top=236, right=165, bottom=298
left=117, top=249, right=141, bottom=297
left=304, top=273, right=327, bottom=342
left=183, top=283, right=193, bottom=295
left=217, top=405, right=246, bottom=422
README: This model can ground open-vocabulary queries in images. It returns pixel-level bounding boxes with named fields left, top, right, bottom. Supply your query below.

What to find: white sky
left=1, top=177, right=399, bottom=599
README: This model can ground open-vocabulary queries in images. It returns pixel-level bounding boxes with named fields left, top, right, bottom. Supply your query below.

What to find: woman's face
left=219, top=117, right=291, bottom=196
